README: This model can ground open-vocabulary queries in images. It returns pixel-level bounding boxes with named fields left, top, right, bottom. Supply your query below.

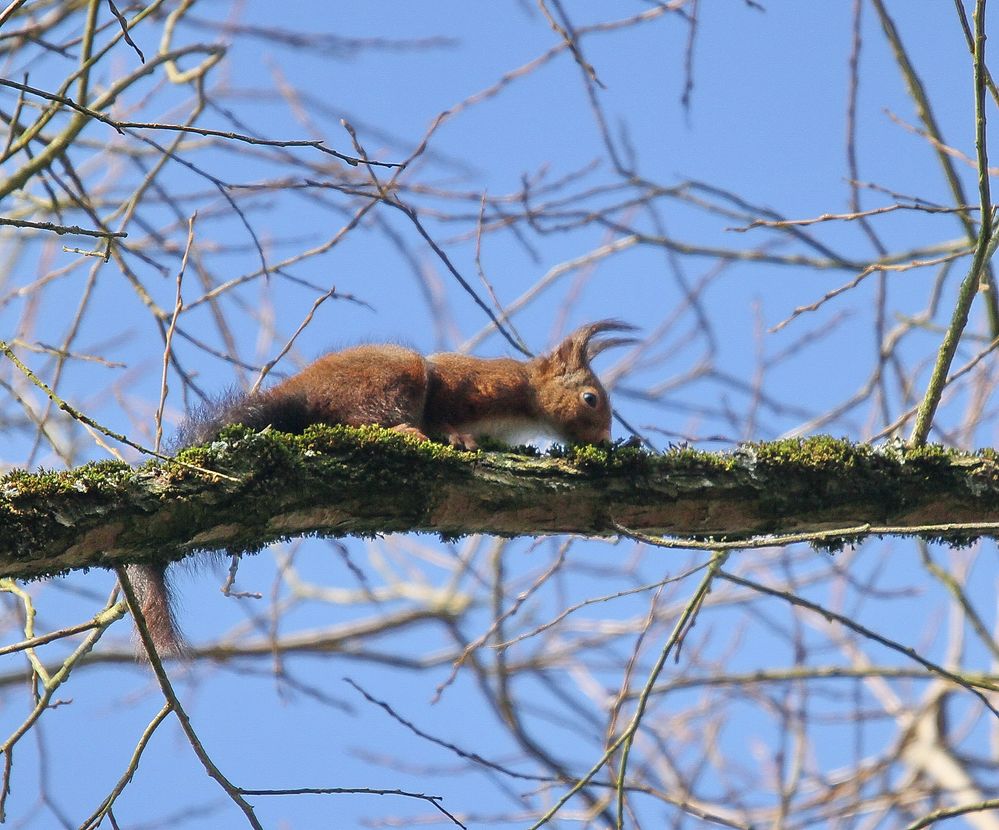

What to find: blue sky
left=1, top=2, right=997, bottom=828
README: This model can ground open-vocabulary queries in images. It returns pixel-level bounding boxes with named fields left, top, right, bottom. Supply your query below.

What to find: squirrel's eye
left=581, top=390, right=599, bottom=408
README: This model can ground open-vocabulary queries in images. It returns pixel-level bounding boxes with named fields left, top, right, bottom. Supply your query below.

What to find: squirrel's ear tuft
left=555, top=320, right=638, bottom=366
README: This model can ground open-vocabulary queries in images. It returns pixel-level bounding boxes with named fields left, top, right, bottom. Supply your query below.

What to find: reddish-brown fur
left=127, top=563, right=179, bottom=655
left=264, top=344, right=429, bottom=430
left=127, top=320, right=633, bottom=653
left=426, top=355, right=538, bottom=442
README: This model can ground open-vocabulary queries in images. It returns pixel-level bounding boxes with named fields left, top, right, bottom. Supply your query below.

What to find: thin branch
left=909, top=0, right=994, bottom=446
left=115, top=566, right=265, bottom=830
left=0, top=216, right=126, bottom=239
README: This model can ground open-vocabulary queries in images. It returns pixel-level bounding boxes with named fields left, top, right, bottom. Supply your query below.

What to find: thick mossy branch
left=1, top=427, right=998, bottom=580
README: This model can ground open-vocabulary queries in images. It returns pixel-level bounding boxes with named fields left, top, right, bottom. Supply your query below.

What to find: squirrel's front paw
left=390, top=423, right=430, bottom=443
left=446, top=430, right=478, bottom=451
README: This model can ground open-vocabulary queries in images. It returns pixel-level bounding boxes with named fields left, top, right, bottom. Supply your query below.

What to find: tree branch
left=2, top=426, right=998, bottom=581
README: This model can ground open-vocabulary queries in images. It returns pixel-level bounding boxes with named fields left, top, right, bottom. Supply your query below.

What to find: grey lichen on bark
left=2, top=426, right=999, bottom=582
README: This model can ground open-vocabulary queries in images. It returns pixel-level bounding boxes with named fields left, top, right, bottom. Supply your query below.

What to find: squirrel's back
left=269, top=344, right=429, bottom=429
left=174, top=345, right=429, bottom=447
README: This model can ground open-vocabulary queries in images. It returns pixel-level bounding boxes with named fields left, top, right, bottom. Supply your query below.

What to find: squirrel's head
left=530, top=320, right=636, bottom=444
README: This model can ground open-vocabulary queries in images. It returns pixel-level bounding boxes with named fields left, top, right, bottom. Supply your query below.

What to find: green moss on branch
left=1, top=430, right=998, bottom=581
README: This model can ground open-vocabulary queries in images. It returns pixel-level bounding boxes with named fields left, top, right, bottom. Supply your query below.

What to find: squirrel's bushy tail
left=124, top=563, right=184, bottom=655
left=126, top=388, right=313, bottom=654
left=171, top=388, right=313, bottom=448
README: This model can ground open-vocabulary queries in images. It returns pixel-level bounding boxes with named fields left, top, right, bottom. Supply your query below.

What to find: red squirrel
left=125, top=320, right=634, bottom=653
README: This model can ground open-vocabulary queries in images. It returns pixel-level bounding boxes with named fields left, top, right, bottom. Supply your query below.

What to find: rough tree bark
left=2, top=425, right=998, bottom=582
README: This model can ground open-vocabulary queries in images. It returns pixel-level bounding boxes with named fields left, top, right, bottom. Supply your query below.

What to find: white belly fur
left=458, top=416, right=566, bottom=446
